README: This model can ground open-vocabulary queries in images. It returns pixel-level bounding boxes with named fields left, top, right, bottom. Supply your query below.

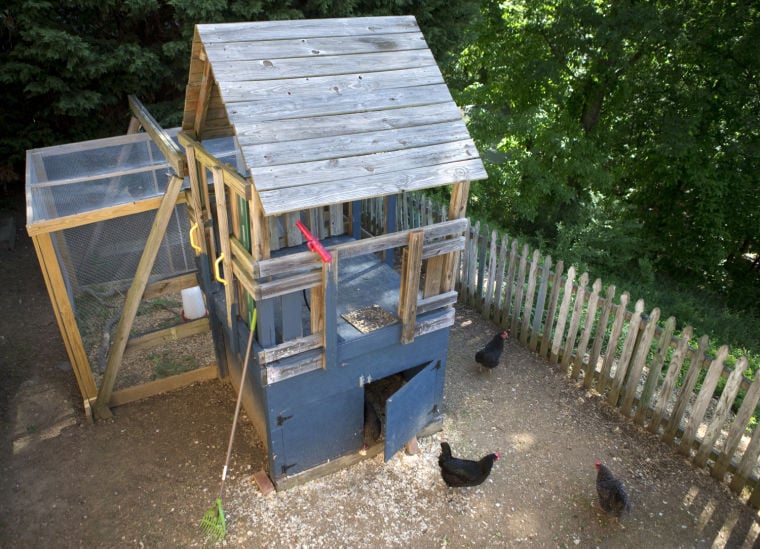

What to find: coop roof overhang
left=181, top=16, right=487, bottom=217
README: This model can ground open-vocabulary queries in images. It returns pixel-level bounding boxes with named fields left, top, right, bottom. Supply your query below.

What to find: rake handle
left=219, top=308, right=257, bottom=499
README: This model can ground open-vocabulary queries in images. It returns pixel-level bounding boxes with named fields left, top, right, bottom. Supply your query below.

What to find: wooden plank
left=249, top=130, right=475, bottom=196
left=26, top=194, right=187, bottom=236
left=713, top=361, right=760, bottom=480
left=598, top=292, right=630, bottom=394
left=730, top=406, right=760, bottom=493
left=423, top=255, right=444, bottom=298
left=561, top=272, right=589, bottom=374
left=575, top=278, right=602, bottom=381
left=509, top=244, right=529, bottom=334
left=439, top=180, right=470, bottom=294
left=620, top=307, right=661, bottom=416
left=500, top=238, right=519, bottom=328
left=253, top=271, right=323, bottom=301
left=550, top=266, right=576, bottom=364
left=252, top=219, right=467, bottom=278
left=530, top=255, right=551, bottom=352
left=648, top=326, right=694, bottom=434
left=585, top=284, right=616, bottom=389
left=125, top=318, right=210, bottom=355
left=198, top=16, right=421, bottom=43
left=243, top=120, right=469, bottom=170
left=678, top=345, right=729, bottom=456
left=414, top=308, right=455, bottom=337
left=193, top=57, right=214, bottom=139
left=483, top=230, right=498, bottom=319
left=493, top=234, right=509, bottom=326
left=212, top=167, right=236, bottom=329
left=108, top=366, right=217, bottom=408
left=142, top=273, right=199, bottom=300
left=93, top=174, right=185, bottom=419
left=694, top=356, right=749, bottom=467
left=520, top=249, right=541, bottom=346
left=31, top=234, right=98, bottom=400
left=224, top=65, right=444, bottom=106
left=466, top=222, right=480, bottom=306
left=662, top=335, right=710, bottom=445
left=539, top=259, right=563, bottom=359
left=204, top=32, right=427, bottom=62
left=258, top=334, right=323, bottom=364
left=475, top=225, right=487, bottom=311
left=256, top=158, right=485, bottom=217
left=127, top=95, right=187, bottom=176
left=416, top=291, right=458, bottom=315
left=634, top=316, right=676, bottom=425
left=399, top=230, right=424, bottom=344
left=608, top=298, right=645, bottom=406
left=210, top=49, right=437, bottom=81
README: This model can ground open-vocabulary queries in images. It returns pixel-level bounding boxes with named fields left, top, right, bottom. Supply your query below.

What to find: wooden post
left=597, top=292, right=630, bottom=394
left=31, top=233, right=98, bottom=401
left=648, top=325, right=693, bottom=434
left=520, top=249, right=541, bottom=346
left=439, top=181, right=469, bottom=294
left=93, top=174, right=185, bottom=419
left=575, top=278, right=602, bottom=382
left=398, top=230, right=424, bottom=344
left=550, top=266, right=575, bottom=365
left=560, top=272, right=588, bottom=374
left=585, top=284, right=615, bottom=389
left=713, top=361, right=760, bottom=480
left=212, top=167, right=236, bottom=331
left=620, top=307, right=660, bottom=416
left=694, top=356, right=748, bottom=467
left=634, top=316, right=676, bottom=425
left=539, top=259, right=563, bottom=359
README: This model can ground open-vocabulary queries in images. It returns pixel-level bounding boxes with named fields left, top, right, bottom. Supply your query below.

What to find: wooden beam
left=124, top=318, right=210, bottom=355
left=398, top=230, right=424, bottom=344
left=93, top=174, right=186, bottom=420
left=128, top=95, right=187, bottom=177
left=108, top=365, right=217, bottom=407
left=212, top=166, right=236, bottom=330
left=193, top=55, right=214, bottom=140
left=31, top=233, right=98, bottom=400
left=440, top=180, right=470, bottom=293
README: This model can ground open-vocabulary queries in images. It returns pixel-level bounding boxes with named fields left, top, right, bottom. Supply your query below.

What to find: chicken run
left=24, top=16, right=489, bottom=489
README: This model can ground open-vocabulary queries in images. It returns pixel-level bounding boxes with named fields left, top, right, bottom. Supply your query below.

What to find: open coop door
left=383, top=360, right=443, bottom=462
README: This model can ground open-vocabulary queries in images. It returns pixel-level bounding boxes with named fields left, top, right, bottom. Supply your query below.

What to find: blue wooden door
left=384, top=360, right=442, bottom=461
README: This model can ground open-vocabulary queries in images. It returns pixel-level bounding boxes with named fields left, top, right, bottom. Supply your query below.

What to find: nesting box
left=27, top=15, right=488, bottom=488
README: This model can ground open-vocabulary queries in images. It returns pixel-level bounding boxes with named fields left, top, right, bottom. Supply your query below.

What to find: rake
left=200, top=308, right=257, bottom=542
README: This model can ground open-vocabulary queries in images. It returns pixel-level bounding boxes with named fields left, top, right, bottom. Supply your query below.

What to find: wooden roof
left=182, top=16, right=487, bottom=216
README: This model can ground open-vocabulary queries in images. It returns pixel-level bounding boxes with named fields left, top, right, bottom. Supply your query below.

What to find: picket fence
left=364, top=192, right=760, bottom=507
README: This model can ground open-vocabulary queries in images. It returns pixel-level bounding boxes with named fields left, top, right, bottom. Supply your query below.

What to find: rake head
left=200, top=498, right=226, bottom=542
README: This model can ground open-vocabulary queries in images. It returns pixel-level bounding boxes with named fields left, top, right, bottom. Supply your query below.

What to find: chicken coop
left=26, top=15, right=487, bottom=488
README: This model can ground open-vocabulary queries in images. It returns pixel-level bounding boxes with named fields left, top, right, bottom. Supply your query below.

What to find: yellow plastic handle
left=189, top=223, right=201, bottom=254
left=214, top=253, right=228, bottom=286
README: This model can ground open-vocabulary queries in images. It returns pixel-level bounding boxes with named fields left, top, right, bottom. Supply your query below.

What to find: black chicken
left=360, top=399, right=381, bottom=455
left=595, top=461, right=631, bottom=517
left=438, top=442, right=500, bottom=487
left=475, top=330, right=509, bottom=372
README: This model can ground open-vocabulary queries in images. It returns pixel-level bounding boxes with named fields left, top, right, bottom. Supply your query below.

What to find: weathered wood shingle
left=183, top=16, right=487, bottom=216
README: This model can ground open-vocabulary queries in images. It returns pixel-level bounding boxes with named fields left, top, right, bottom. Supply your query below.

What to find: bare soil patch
left=1, top=190, right=759, bottom=548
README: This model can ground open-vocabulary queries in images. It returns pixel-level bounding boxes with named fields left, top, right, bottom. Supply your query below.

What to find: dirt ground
left=2, top=189, right=760, bottom=548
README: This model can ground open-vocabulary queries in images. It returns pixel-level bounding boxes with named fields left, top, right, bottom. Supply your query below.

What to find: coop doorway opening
left=361, top=360, right=442, bottom=461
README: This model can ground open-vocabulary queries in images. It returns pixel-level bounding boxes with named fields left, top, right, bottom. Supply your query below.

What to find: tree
left=453, top=0, right=759, bottom=283
left=0, top=0, right=478, bottom=186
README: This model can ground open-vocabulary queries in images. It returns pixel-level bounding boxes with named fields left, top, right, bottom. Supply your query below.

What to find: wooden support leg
left=93, top=175, right=185, bottom=420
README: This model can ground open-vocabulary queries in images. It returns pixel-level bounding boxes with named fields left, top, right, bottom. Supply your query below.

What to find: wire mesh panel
left=26, top=130, right=239, bottom=395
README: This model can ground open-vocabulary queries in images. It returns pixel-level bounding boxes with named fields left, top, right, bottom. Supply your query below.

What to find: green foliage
left=151, top=350, right=199, bottom=378
left=453, top=0, right=760, bottom=287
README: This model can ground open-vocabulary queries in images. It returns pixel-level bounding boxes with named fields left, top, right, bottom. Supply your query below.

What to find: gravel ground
left=2, top=206, right=759, bottom=547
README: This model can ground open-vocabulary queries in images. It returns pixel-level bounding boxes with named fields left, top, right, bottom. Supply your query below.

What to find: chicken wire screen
left=56, top=202, right=195, bottom=373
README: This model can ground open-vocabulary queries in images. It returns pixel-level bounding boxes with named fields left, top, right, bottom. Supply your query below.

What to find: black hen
left=475, top=330, right=509, bottom=372
left=438, top=442, right=500, bottom=487
left=595, top=461, right=631, bottom=517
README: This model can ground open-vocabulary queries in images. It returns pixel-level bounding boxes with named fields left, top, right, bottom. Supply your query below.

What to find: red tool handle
left=295, top=221, right=332, bottom=263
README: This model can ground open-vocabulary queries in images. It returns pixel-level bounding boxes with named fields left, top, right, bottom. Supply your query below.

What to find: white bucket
left=181, top=286, right=207, bottom=320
